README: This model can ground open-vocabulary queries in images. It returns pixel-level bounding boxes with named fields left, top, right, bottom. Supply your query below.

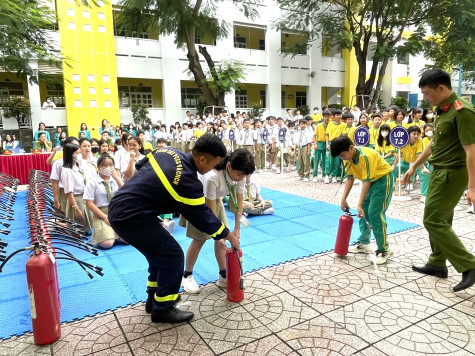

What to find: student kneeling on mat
left=108, top=134, right=240, bottom=323
left=331, top=136, right=395, bottom=265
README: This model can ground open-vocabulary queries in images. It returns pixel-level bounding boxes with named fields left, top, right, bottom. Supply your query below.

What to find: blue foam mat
left=0, top=189, right=418, bottom=339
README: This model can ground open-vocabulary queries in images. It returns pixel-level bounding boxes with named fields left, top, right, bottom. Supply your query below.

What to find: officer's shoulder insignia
left=454, top=100, right=464, bottom=111
left=442, top=103, right=451, bottom=112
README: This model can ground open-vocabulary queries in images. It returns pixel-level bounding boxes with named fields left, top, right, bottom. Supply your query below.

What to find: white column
left=160, top=34, right=184, bottom=127
left=309, top=36, right=322, bottom=109
left=27, top=59, right=43, bottom=130
left=225, top=90, right=236, bottom=114
left=266, top=23, right=282, bottom=117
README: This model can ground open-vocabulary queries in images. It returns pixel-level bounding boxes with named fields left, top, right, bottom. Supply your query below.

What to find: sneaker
left=181, top=275, right=200, bottom=294
left=332, top=177, right=337, bottom=184
left=375, top=249, right=394, bottom=265
left=420, top=196, right=426, bottom=204
left=303, top=178, right=309, bottom=182
left=348, top=242, right=372, bottom=254
left=271, top=164, right=276, bottom=170
left=296, top=177, right=303, bottom=181
left=312, top=177, right=317, bottom=183
left=324, top=176, right=330, bottom=184
left=468, top=204, right=474, bottom=214
left=407, top=183, right=414, bottom=191
left=258, top=169, right=264, bottom=173
left=216, top=275, right=227, bottom=288
left=161, top=220, right=175, bottom=234
left=275, top=170, right=281, bottom=174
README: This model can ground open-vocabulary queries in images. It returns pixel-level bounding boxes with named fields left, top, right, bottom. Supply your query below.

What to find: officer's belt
left=433, top=165, right=465, bottom=170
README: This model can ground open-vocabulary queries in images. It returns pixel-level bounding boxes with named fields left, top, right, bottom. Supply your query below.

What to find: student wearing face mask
left=61, top=143, right=93, bottom=233
left=84, top=154, right=124, bottom=249
left=90, top=139, right=101, bottom=158
left=375, top=125, right=397, bottom=166
left=423, top=109, right=435, bottom=124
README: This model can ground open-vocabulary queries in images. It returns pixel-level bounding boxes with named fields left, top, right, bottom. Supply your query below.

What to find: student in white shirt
left=84, top=154, right=124, bottom=249
left=78, top=138, right=98, bottom=181
left=61, top=143, right=92, bottom=233
left=121, top=136, right=145, bottom=181
left=180, top=149, right=255, bottom=294
left=50, top=137, right=79, bottom=212
left=242, top=175, right=274, bottom=215
left=114, top=132, right=132, bottom=175
left=296, top=119, right=313, bottom=181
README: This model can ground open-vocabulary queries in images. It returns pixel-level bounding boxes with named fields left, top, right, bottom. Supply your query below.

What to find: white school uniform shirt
left=199, top=169, right=245, bottom=200
left=176, top=131, right=183, bottom=143
left=276, top=129, right=294, bottom=149
left=61, top=165, right=86, bottom=195
left=222, top=128, right=230, bottom=140
left=266, top=125, right=278, bottom=145
left=245, top=181, right=261, bottom=200
left=297, top=128, right=313, bottom=148
left=80, top=158, right=98, bottom=181
left=120, top=152, right=145, bottom=174
left=241, top=128, right=255, bottom=146
left=83, top=175, right=119, bottom=208
left=50, top=158, right=64, bottom=188
left=114, top=147, right=126, bottom=170
left=144, top=130, right=153, bottom=142
left=253, top=128, right=265, bottom=144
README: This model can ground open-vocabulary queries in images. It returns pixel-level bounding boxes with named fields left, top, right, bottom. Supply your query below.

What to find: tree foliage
left=274, top=0, right=475, bottom=110
left=131, top=103, right=152, bottom=127
left=0, top=0, right=61, bottom=84
left=116, top=0, right=261, bottom=106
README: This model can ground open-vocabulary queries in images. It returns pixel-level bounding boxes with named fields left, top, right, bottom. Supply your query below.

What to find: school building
left=0, top=0, right=474, bottom=135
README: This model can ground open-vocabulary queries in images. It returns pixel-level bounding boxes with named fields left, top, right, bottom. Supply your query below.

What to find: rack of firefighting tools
left=0, top=170, right=104, bottom=345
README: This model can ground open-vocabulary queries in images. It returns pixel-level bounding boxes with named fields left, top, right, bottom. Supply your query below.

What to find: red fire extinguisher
left=334, top=209, right=354, bottom=256
left=226, top=248, right=244, bottom=302
left=26, top=248, right=61, bottom=345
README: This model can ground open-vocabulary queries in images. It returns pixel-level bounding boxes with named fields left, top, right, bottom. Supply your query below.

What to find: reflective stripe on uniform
left=147, top=281, right=158, bottom=288
left=154, top=293, right=179, bottom=302
left=147, top=153, right=205, bottom=206
left=210, top=222, right=225, bottom=238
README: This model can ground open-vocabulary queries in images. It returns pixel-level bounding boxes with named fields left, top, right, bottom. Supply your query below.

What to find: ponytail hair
left=215, top=148, right=255, bottom=175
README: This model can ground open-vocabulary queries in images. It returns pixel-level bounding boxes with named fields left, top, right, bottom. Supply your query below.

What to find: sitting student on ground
left=240, top=175, right=274, bottom=216
left=180, top=148, right=255, bottom=294
left=84, top=154, right=125, bottom=249
left=331, top=136, right=395, bottom=265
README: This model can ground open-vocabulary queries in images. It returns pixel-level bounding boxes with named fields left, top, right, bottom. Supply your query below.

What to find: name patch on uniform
left=158, top=148, right=183, bottom=185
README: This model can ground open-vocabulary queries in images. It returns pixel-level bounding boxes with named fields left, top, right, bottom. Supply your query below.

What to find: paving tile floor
left=1, top=168, right=474, bottom=355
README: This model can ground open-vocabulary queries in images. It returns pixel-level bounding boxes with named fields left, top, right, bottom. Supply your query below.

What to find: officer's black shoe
left=412, top=264, right=448, bottom=278
left=151, top=305, right=194, bottom=323
left=145, top=294, right=181, bottom=313
left=453, top=269, right=475, bottom=292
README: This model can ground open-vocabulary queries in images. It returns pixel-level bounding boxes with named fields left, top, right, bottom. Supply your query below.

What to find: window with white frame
left=118, top=85, right=153, bottom=107
left=181, top=88, right=202, bottom=108
left=235, top=90, right=248, bottom=108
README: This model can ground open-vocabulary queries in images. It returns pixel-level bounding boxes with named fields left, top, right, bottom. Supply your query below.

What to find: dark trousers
left=109, top=216, right=183, bottom=311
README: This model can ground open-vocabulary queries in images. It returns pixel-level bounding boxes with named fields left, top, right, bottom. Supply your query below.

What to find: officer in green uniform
left=405, top=68, right=475, bottom=292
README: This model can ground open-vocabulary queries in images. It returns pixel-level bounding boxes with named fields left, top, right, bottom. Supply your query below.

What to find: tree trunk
left=370, top=57, right=389, bottom=112
left=354, top=48, right=372, bottom=109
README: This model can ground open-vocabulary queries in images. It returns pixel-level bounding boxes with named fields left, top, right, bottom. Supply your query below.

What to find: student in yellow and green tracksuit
left=325, top=109, right=345, bottom=183
left=369, top=113, right=382, bottom=149
left=374, top=124, right=397, bottom=166
left=392, top=126, right=430, bottom=197
left=331, top=136, right=395, bottom=265
left=312, top=110, right=331, bottom=182
left=405, top=68, right=475, bottom=292
left=342, top=112, right=357, bottom=143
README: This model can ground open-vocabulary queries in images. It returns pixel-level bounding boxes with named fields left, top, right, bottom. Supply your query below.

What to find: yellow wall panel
left=57, top=0, right=120, bottom=134
left=397, top=76, right=412, bottom=84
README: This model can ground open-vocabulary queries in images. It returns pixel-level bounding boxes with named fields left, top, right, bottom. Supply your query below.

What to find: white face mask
left=313, top=110, right=318, bottom=114
left=381, top=131, right=389, bottom=138
left=426, top=113, right=434, bottom=119
left=100, top=168, right=111, bottom=176
left=73, top=154, right=82, bottom=163
left=425, top=130, right=433, bottom=137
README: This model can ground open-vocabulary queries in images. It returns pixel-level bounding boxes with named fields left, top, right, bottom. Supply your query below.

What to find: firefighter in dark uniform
left=108, top=134, right=240, bottom=323
left=405, top=69, right=475, bottom=292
